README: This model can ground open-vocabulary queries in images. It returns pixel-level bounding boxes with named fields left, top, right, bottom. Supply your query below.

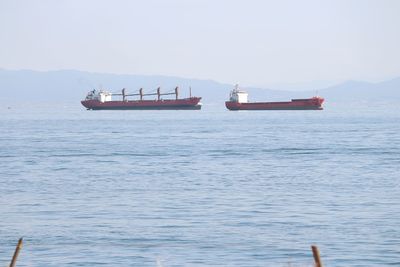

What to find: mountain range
left=0, top=69, right=399, bottom=105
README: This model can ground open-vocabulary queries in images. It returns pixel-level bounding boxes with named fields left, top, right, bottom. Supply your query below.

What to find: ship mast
left=122, top=88, right=126, bottom=101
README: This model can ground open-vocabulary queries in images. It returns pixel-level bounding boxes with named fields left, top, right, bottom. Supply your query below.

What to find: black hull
left=227, top=106, right=323, bottom=111
left=88, top=105, right=202, bottom=110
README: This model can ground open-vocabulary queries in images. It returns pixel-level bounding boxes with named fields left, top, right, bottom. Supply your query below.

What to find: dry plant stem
left=311, top=245, right=323, bottom=267
left=9, top=238, right=23, bottom=267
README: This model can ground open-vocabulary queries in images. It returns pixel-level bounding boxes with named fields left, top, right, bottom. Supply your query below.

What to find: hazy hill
left=0, top=69, right=232, bottom=104
left=0, top=69, right=399, bottom=105
left=318, top=78, right=400, bottom=102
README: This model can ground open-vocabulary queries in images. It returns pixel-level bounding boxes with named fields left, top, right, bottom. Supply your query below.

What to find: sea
left=0, top=102, right=399, bottom=266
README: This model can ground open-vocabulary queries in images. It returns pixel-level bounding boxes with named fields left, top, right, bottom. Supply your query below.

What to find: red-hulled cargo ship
left=81, top=87, right=202, bottom=110
left=225, top=85, right=324, bottom=110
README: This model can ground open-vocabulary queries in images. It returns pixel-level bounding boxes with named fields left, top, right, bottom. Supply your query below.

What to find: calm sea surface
left=0, top=103, right=399, bottom=266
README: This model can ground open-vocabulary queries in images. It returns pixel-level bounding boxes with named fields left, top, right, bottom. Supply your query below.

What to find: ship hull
left=82, top=97, right=202, bottom=110
left=225, top=97, right=324, bottom=111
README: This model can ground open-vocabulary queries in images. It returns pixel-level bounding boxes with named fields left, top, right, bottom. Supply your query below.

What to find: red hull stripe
left=225, top=98, right=324, bottom=110
left=82, top=97, right=201, bottom=110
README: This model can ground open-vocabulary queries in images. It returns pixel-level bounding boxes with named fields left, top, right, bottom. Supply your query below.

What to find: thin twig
left=311, top=245, right=323, bottom=267
left=9, top=238, right=23, bottom=267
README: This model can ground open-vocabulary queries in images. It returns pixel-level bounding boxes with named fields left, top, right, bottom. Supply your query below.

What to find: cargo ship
left=225, top=85, right=324, bottom=110
left=81, top=87, right=202, bottom=110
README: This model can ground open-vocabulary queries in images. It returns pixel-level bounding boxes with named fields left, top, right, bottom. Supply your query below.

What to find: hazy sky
left=1, top=0, right=399, bottom=87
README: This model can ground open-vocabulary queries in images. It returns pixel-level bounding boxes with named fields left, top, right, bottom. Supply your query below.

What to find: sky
left=1, top=0, right=399, bottom=88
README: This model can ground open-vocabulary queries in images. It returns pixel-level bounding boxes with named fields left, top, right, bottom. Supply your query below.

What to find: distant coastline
left=0, top=69, right=399, bottom=104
